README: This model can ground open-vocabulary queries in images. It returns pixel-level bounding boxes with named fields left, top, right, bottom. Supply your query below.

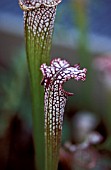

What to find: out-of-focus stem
left=73, top=0, right=88, bottom=59
left=72, top=0, right=92, bottom=109
left=105, top=90, right=111, bottom=135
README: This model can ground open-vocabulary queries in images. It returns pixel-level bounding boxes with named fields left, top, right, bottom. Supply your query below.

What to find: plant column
left=41, top=58, right=87, bottom=170
left=19, top=1, right=62, bottom=170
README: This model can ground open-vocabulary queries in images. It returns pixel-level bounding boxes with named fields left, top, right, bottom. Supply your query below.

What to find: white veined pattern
left=40, top=58, right=87, bottom=170
left=19, top=0, right=62, bottom=48
left=19, top=0, right=62, bottom=10
left=40, top=58, right=87, bottom=136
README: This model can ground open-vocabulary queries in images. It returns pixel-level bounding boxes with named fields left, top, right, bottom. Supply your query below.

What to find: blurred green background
left=1, top=0, right=111, bottom=169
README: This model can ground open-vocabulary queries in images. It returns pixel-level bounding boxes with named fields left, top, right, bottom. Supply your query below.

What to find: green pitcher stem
left=19, top=1, right=62, bottom=169
left=25, top=15, right=55, bottom=168
left=25, top=27, right=51, bottom=170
